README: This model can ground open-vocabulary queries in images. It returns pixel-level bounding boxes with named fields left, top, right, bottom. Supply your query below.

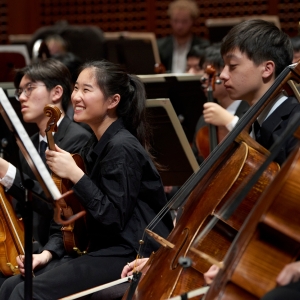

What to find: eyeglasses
left=15, top=83, right=46, bottom=101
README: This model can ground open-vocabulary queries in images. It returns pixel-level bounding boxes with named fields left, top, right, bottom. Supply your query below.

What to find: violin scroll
left=44, top=104, right=62, bottom=136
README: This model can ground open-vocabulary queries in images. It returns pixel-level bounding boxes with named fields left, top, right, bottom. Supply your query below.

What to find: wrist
left=69, top=168, right=84, bottom=184
left=226, top=115, right=239, bottom=131
left=0, top=158, right=9, bottom=178
left=41, top=250, right=53, bottom=263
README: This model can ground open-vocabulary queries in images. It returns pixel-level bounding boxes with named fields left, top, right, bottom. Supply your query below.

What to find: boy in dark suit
left=0, top=59, right=91, bottom=247
left=204, top=19, right=300, bottom=285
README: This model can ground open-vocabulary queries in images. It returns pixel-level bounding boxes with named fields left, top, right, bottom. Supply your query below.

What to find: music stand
left=104, top=32, right=160, bottom=74
left=146, top=99, right=199, bottom=187
left=206, top=15, right=280, bottom=43
left=139, top=73, right=206, bottom=143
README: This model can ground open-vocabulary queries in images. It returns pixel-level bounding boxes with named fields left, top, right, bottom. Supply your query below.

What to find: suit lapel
left=235, top=101, right=249, bottom=118
left=259, top=97, right=298, bottom=147
left=53, top=116, right=71, bottom=145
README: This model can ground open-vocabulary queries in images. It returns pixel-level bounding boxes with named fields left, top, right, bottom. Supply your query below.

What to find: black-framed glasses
left=15, top=83, right=46, bottom=101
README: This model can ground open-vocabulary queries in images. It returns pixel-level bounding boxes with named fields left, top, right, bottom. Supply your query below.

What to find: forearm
left=0, top=158, right=9, bottom=178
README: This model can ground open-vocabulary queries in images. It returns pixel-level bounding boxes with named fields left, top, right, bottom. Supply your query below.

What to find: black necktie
left=253, top=120, right=261, bottom=139
left=39, top=141, right=48, bottom=165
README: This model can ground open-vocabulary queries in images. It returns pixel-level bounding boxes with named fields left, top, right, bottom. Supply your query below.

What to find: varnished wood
left=0, top=185, right=24, bottom=276
left=206, top=146, right=300, bottom=299
left=44, top=104, right=89, bottom=256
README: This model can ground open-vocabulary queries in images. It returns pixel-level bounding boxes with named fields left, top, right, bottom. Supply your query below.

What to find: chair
left=0, top=45, right=30, bottom=82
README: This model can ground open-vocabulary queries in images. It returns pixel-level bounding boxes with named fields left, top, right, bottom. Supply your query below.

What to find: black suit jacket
left=157, top=35, right=210, bottom=73
left=256, top=96, right=300, bottom=165
left=8, top=116, right=91, bottom=246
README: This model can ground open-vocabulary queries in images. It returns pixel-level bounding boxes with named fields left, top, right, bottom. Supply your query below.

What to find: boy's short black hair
left=221, top=19, right=293, bottom=77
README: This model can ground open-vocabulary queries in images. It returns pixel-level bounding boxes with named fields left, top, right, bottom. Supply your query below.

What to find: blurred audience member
left=186, top=44, right=206, bottom=75
left=157, top=0, right=210, bottom=73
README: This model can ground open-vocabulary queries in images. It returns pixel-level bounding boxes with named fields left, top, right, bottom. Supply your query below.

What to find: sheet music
left=0, top=88, right=61, bottom=200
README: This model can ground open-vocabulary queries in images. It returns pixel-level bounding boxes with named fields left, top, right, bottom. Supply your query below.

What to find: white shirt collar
left=226, top=100, right=242, bottom=115
left=257, top=92, right=287, bottom=126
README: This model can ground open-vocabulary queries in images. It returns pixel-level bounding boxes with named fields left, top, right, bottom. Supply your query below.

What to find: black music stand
left=104, top=32, right=160, bottom=75
left=140, top=73, right=207, bottom=143
left=146, top=99, right=199, bottom=187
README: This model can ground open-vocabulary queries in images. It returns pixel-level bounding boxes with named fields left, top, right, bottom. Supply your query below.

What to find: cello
left=0, top=185, right=24, bottom=276
left=44, top=104, right=89, bottom=256
left=205, top=120, right=300, bottom=299
left=0, top=139, right=25, bottom=277
left=121, top=63, right=300, bottom=300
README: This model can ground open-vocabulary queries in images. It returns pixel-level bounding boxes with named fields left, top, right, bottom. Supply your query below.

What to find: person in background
left=186, top=44, right=206, bottom=75
left=157, top=0, right=210, bottom=73
left=192, top=44, right=249, bottom=164
left=45, top=34, right=68, bottom=56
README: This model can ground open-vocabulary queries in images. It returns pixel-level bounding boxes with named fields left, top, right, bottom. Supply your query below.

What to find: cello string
left=145, top=64, right=299, bottom=233
left=192, top=110, right=300, bottom=247
left=139, top=64, right=300, bottom=256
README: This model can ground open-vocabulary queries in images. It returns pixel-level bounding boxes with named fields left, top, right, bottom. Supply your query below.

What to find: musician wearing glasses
left=0, top=59, right=91, bottom=251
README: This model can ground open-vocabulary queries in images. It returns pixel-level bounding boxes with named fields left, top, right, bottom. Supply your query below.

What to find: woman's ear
left=51, top=85, right=64, bottom=104
left=108, top=94, right=121, bottom=109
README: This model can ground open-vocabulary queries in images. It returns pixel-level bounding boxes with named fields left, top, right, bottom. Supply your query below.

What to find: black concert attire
left=0, top=118, right=173, bottom=300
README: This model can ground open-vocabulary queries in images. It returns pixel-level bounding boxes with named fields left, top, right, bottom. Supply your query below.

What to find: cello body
left=0, top=185, right=24, bottom=276
left=205, top=144, right=300, bottom=300
left=125, top=139, right=279, bottom=300
left=121, top=63, right=300, bottom=300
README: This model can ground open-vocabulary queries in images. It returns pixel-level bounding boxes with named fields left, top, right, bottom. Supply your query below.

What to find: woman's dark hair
left=221, top=19, right=293, bottom=77
left=78, top=60, right=152, bottom=153
left=14, top=58, right=72, bottom=113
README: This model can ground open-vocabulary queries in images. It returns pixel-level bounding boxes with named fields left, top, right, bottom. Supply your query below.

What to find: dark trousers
left=261, top=281, right=300, bottom=300
left=0, top=253, right=135, bottom=300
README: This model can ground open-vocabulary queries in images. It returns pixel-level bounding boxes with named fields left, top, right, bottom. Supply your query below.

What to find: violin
left=44, top=104, right=89, bottom=256
left=196, top=65, right=226, bottom=159
left=0, top=185, right=24, bottom=276
left=122, top=63, right=300, bottom=299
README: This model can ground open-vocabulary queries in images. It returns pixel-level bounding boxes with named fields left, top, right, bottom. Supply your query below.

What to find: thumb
left=54, top=144, right=68, bottom=154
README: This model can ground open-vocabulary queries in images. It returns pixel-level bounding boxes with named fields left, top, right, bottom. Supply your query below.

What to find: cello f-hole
left=171, top=228, right=189, bottom=269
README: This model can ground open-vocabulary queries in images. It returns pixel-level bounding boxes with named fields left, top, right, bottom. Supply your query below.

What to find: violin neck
left=209, top=124, right=218, bottom=152
left=46, top=131, right=56, bottom=151
left=207, top=91, right=218, bottom=152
